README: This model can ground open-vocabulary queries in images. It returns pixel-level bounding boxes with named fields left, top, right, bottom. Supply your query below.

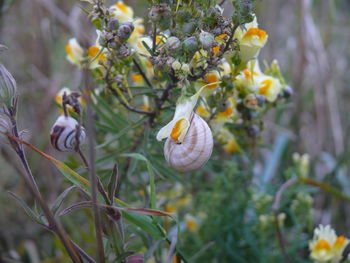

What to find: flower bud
left=117, top=22, right=134, bottom=39
left=107, top=18, right=120, bottom=31
left=199, top=31, right=216, bottom=50
left=0, top=64, right=17, bottom=106
left=181, top=63, right=190, bottom=74
left=183, top=37, right=198, bottom=53
left=171, top=60, right=181, bottom=71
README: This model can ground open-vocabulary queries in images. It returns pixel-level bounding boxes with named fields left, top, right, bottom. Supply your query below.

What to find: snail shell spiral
left=164, top=113, right=213, bottom=173
left=50, top=116, right=86, bottom=152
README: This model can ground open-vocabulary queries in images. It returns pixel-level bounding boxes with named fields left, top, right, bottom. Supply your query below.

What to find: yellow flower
left=156, top=85, right=211, bottom=143
left=88, top=46, right=106, bottom=69
left=217, top=128, right=241, bottom=154
left=239, top=27, right=268, bottom=62
left=109, top=1, right=134, bottom=23
left=225, top=16, right=268, bottom=63
left=185, top=214, right=199, bottom=232
left=65, top=38, right=83, bottom=66
left=236, top=61, right=283, bottom=102
left=309, top=225, right=349, bottom=263
left=140, top=95, right=150, bottom=111
left=196, top=105, right=210, bottom=118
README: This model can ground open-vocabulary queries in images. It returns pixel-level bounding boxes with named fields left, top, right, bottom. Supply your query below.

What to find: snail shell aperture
left=164, top=113, right=213, bottom=173
left=50, top=116, right=86, bottom=152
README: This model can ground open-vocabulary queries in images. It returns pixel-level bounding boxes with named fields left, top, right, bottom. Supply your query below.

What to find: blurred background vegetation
left=1, top=0, right=350, bottom=262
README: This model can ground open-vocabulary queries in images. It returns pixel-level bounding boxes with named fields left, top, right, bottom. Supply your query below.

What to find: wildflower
left=0, top=64, right=17, bottom=106
left=109, top=1, right=134, bottom=23
left=131, top=73, right=144, bottom=85
left=140, top=96, right=150, bottom=112
left=226, top=16, right=268, bottom=64
left=196, top=104, right=210, bottom=118
left=87, top=46, right=106, bottom=69
left=156, top=84, right=213, bottom=143
left=236, top=62, right=283, bottom=102
left=55, top=88, right=85, bottom=114
left=309, top=225, right=349, bottom=263
left=217, top=128, right=241, bottom=154
left=293, top=152, right=310, bottom=177
left=185, top=214, right=199, bottom=232
left=210, top=98, right=236, bottom=133
left=239, top=27, right=268, bottom=62
left=65, top=38, right=84, bottom=66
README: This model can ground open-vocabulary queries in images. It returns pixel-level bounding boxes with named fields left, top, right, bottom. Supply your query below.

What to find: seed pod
left=183, top=37, right=198, bottom=53
left=107, top=18, right=120, bottom=31
left=166, top=36, right=180, bottom=51
left=117, top=22, right=134, bottom=39
left=181, top=21, right=197, bottom=35
left=0, top=64, right=17, bottom=106
left=50, top=116, right=86, bottom=152
left=164, top=114, right=213, bottom=173
left=283, top=85, right=293, bottom=98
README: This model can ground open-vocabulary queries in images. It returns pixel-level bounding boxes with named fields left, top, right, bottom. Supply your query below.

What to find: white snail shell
left=50, top=116, right=86, bottom=152
left=164, top=113, right=213, bottom=173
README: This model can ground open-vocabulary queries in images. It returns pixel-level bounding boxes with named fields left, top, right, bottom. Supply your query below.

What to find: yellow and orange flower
left=309, top=225, right=349, bottom=262
left=65, top=38, right=84, bottom=66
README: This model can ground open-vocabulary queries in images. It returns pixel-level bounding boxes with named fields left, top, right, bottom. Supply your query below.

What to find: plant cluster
left=2, top=1, right=350, bottom=263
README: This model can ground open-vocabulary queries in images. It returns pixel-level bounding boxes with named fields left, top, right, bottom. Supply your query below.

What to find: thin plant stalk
left=82, top=69, right=106, bottom=263
left=6, top=102, right=83, bottom=263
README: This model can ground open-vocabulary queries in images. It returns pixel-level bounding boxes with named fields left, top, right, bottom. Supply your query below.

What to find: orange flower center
left=170, top=119, right=188, bottom=142
left=65, top=44, right=72, bottom=56
left=314, top=239, right=332, bottom=251
left=334, top=236, right=346, bottom=249
left=88, top=46, right=106, bottom=62
left=259, top=79, right=272, bottom=95
left=243, top=28, right=267, bottom=39
left=115, top=2, right=128, bottom=13
left=205, top=74, right=219, bottom=88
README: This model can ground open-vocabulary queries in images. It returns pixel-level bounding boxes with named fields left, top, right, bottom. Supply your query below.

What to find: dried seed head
left=148, top=4, right=171, bottom=22
left=99, top=31, right=114, bottom=47
left=0, top=64, right=17, bottom=106
left=117, top=22, right=134, bottom=39
left=116, top=43, right=131, bottom=59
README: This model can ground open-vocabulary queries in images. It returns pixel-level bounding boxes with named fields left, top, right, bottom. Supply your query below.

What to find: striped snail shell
left=50, top=116, right=86, bottom=152
left=164, top=113, right=213, bottom=173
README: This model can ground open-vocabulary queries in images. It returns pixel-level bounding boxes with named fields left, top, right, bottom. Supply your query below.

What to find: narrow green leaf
left=107, top=164, right=119, bottom=204
left=51, top=186, right=77, bottom=216
left=8, top=191, right=44, bottom=226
